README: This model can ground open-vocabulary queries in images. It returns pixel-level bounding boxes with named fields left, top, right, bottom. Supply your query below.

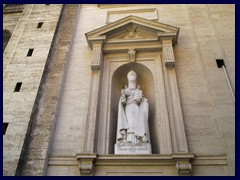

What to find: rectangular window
left=3, top=123, right=9, bottom=135
left=216, top=59, right=224, bottom=68
left=27, top=48, right=34, bottom=57
left=37, top=22, right=43, bottom=28
left=14, top=82, right=22, bottom=92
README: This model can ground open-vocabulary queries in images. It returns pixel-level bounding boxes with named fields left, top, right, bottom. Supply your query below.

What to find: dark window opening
left=46, top=4, right=50, bottom=5
left=37, top=22, right=43, bottom=28
left=3, top=30, right=11, bottom=51
left=14, top=82, right=22, bottom=92
left=216, top=59, right=225, bottom=68
left=27, top=49, right=34, bottom=57
left=3, top=123, right=9, bottom=135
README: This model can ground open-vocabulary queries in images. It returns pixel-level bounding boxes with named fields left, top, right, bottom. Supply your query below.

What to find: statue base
left=114, top=143, right=152, bottom=154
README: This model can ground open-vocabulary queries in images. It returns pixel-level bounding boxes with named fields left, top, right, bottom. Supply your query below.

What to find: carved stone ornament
left=128, top=49, right=136, bottom=62
left=91, top=64, right=101, bottom=71
left=76, top=154, right=97, bottom=176
left=165, top=61, right=175, bottom=67
left=79, top=161, right=94, bottom=176
left=176, top=162, right=192, bottom=176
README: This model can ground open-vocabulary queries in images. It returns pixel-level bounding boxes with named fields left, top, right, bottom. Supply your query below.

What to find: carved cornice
left=85, top=16, right=180, bottom=51
left=3, top=4, right=25, bottom=14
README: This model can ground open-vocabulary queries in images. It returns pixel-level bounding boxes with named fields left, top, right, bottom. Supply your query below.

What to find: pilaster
left=83, top=38, right=105, bottom=153
left=161, top=39, right=189, bottom=153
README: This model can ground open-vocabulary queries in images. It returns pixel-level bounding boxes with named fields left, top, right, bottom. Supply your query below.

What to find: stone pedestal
left=114, top=143, right=152, bottom=154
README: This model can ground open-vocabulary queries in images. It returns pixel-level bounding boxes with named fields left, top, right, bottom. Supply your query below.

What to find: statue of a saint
left=116, top=70, right=150, bottom=144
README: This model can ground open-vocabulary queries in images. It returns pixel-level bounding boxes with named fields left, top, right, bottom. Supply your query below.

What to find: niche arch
left=109, top=62, right=157, bottom=154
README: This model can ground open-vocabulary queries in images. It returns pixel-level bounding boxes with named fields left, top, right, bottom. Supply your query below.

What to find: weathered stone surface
left=3, top=4, right=63, bottom=176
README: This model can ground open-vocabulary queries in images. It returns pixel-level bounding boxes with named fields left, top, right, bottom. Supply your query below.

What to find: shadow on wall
left=3, top=30, right=11, bottom=51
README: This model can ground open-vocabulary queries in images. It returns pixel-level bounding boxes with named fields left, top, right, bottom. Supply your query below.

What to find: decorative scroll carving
left=79, top=161, right=94, bottom=176
left=91, top=41, right=103, bottom=71
left=173, top=153, right=194, bottom=176
left=176, top=162, right=192, bottom=176
left=162, top=39, right=175, bottom=67
left=128, top=49, right=136, bottom=62
left=76, top=154, right=97, bottom=176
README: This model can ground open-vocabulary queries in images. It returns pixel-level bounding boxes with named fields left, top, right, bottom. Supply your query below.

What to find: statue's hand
left=120, top=90, right=126, bottom=104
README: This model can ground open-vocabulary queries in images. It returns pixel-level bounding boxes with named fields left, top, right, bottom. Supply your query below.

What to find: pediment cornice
left=86, top=16, right=180, bottom=50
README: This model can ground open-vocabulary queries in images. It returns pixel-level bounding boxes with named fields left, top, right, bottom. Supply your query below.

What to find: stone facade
left=3, top=4, right=235, bottom=176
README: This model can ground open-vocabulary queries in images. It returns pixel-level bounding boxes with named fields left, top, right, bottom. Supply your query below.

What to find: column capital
left=88, top=35, right=106, bottom=50
left=158, top=32, right=176, bottom=44
left=161, top=39, right=173, bottom=45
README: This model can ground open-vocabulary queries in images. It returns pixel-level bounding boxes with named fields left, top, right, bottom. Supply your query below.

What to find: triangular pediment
left=86, top=15, right=180, bottom=48
left=106, top=23, right=159, bottom=41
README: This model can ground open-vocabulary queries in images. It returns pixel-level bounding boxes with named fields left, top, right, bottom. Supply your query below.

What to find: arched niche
left=109, top=62, right=158, bottom=154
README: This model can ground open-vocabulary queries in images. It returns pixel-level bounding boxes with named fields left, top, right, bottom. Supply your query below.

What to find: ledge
left=48, top=154, right=227, bottom=167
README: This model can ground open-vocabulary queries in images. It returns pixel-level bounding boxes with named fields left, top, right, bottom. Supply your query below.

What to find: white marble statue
left=116, top=70, right=150, bottom=144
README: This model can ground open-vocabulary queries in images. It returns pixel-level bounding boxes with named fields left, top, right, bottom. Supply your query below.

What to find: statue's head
left=127, top=70, right=137, bottom=89
left=127, top=69, right=137, bottom=81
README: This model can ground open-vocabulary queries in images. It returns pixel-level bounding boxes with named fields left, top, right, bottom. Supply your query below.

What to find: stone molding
left=3, top=4, right=25, bottom=14
left=50, top=154, right=227, bottom=166
left=106, top=8, right=159, bottom=24
left=76, top=153, right=195, bottom=176
left=86, top=15, right=179, bottom=47
left=49, top=154, right=229, bottom=176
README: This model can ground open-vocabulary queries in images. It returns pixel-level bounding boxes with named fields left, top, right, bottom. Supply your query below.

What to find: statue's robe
left=116, top=88, right=150, bottom=143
